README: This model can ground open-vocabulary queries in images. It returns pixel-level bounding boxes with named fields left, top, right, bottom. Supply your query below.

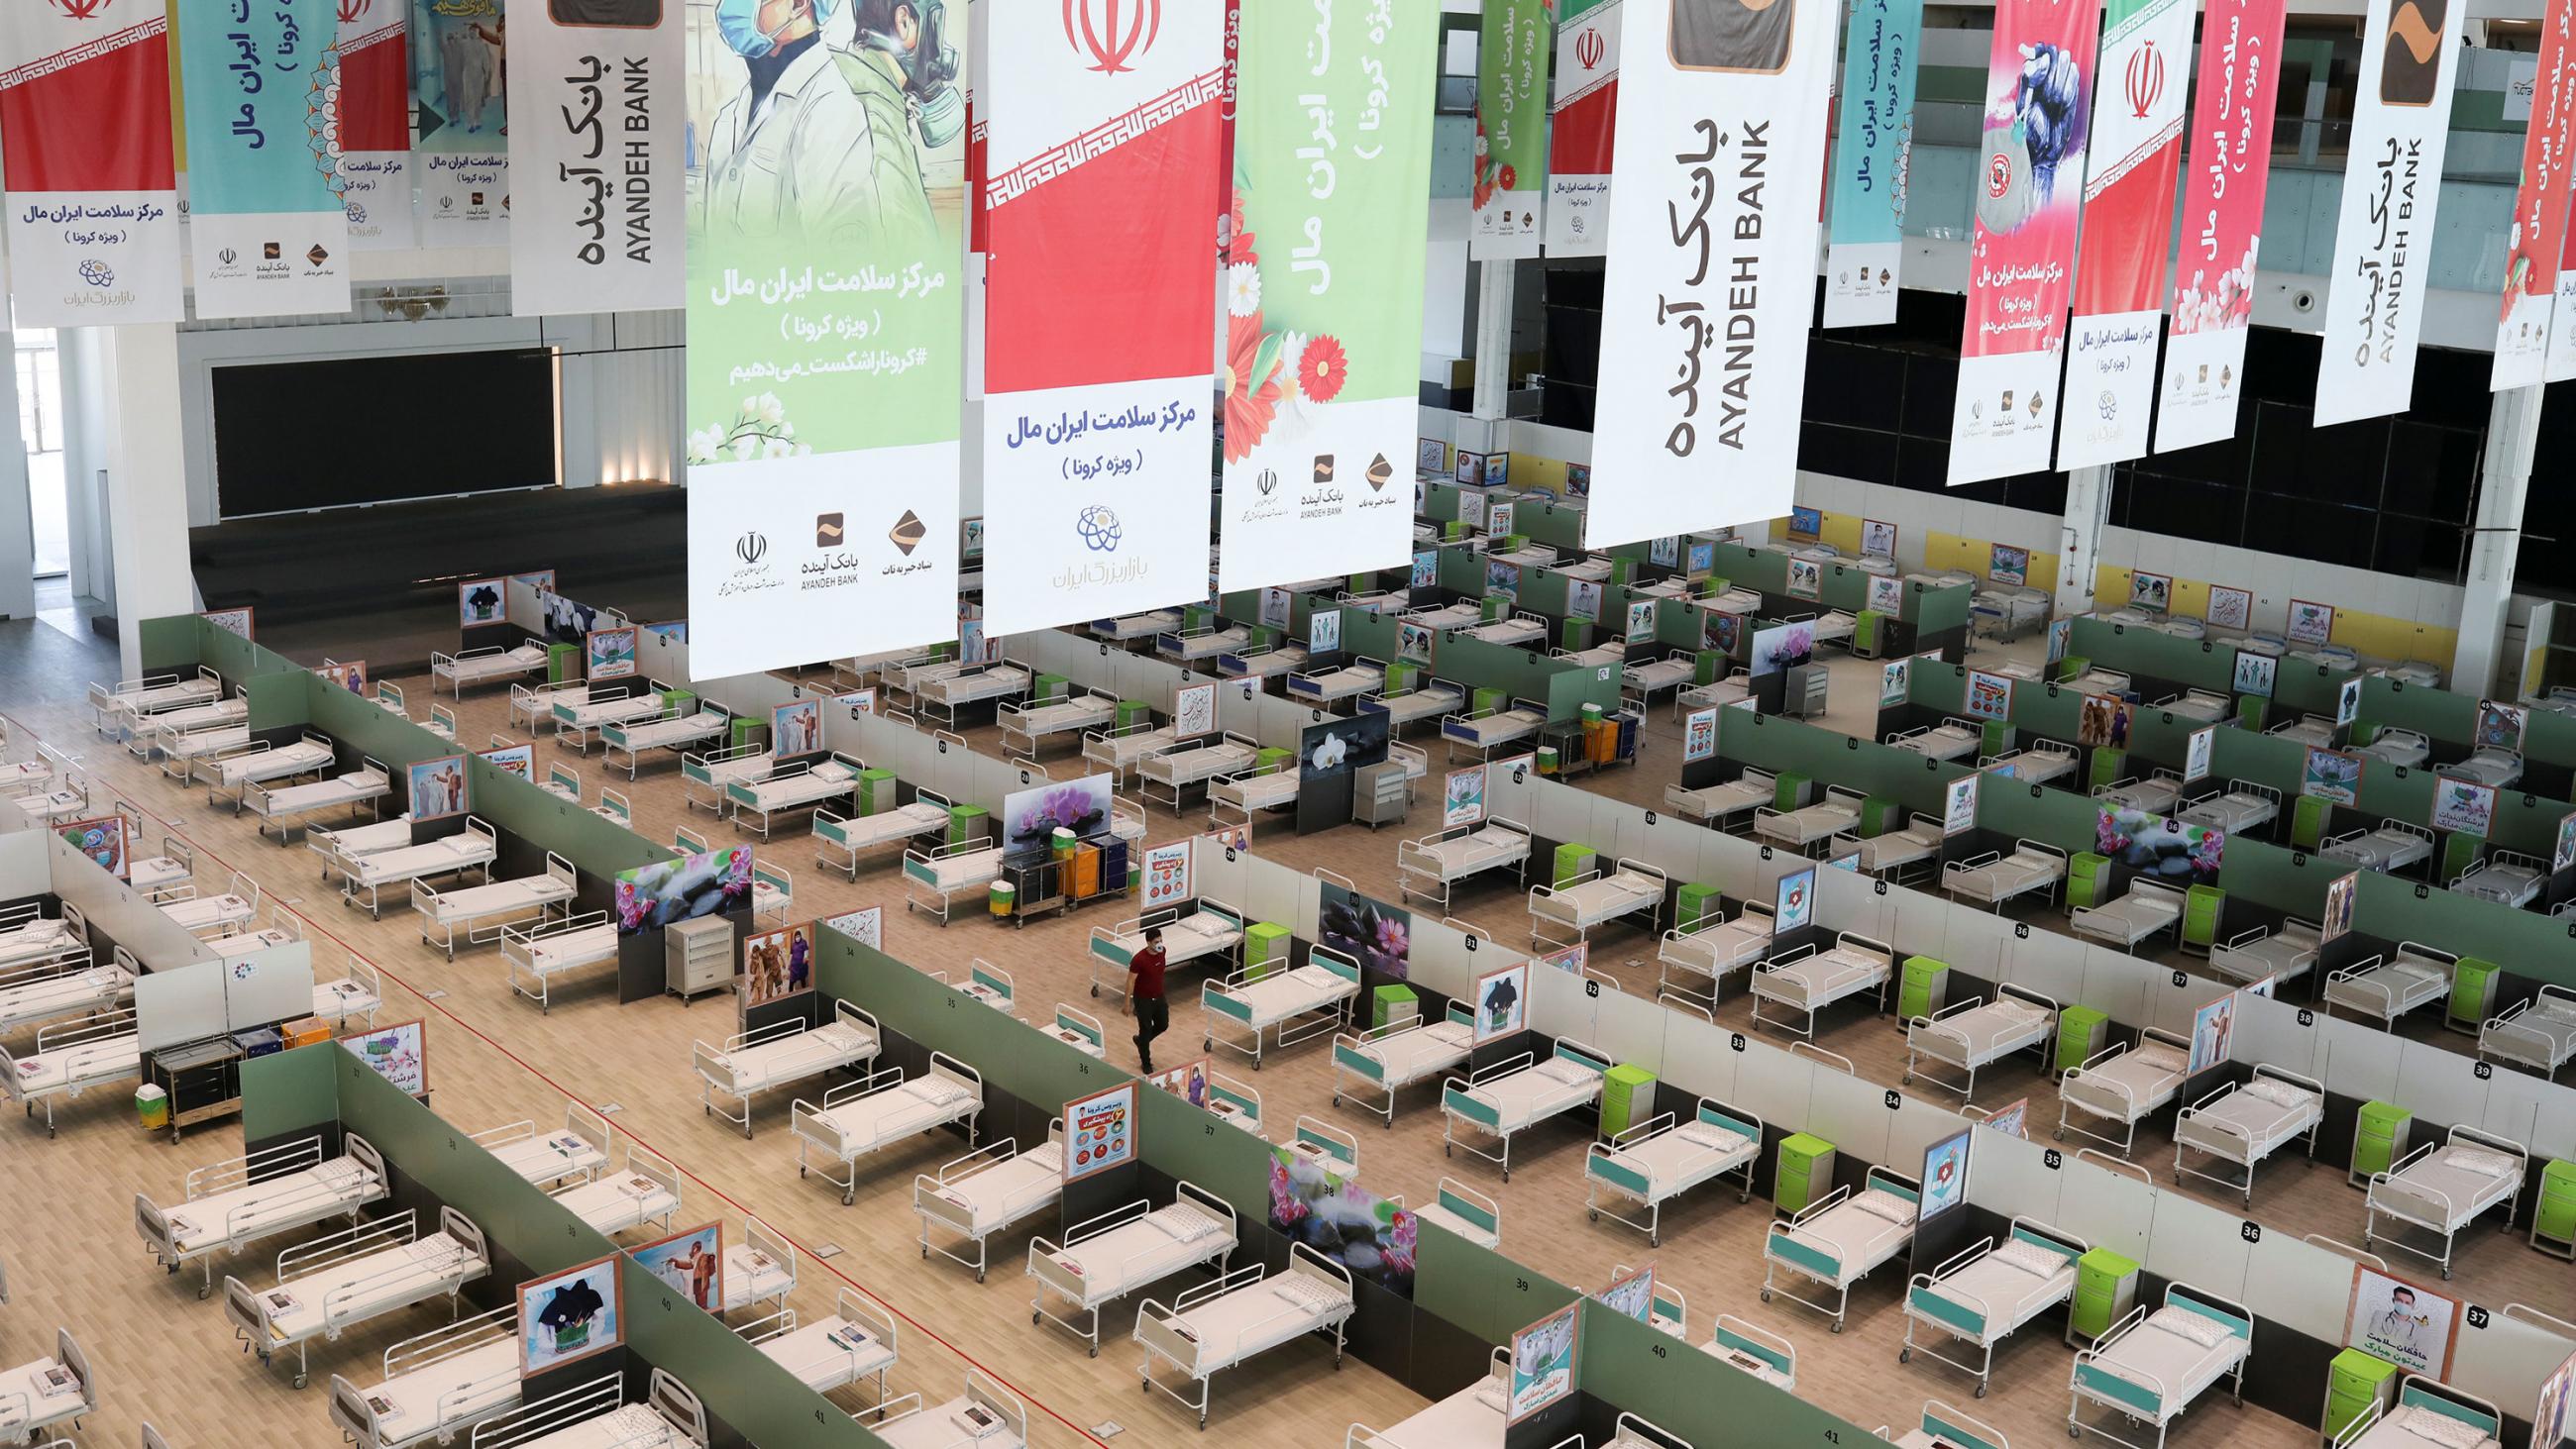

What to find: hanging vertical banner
left=412, top=0, right=508, bottom=239
left=1545, top=0, right=1620, bottom=257
left=1215, top=0, right=1436, bottom=591
left=2313, top=0, right=2462, bottom=426
left=1822, top=0, right=1923, bottom=328
left=336, top=0, right=413, bottom=251
left=1947, top=0, right=2100, bottom=484
left=2056, top=0, right=2191, bottom=467
left=683, top=0, right=970, bottom=676
left=0, top=0, right=185, bottom=326
left=179, top=0, right=351, bottom=319
left=167, top=0, right=190, bottom=232
left=2550, top=175, right=2576, bottom=381
left=2153, top=0, right=2286, bottom=452
left=981, top=0, right=1225, bottom=635
left=2494, top=0, right=2576, bottom=388
left=965, top=0, right=989, bottom=401
left=1587, top=0, right=1839, bottom=545
left=506, top=0, right=684, bottom=315
left=1470, top=0, right=1549, bottom=259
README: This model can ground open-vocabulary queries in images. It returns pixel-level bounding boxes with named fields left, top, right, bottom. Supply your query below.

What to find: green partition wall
left=621, top=1259, right=889, bottom=1449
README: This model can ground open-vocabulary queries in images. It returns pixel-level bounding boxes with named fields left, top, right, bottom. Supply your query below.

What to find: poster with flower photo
left=2475, top=699, right=2528, bottom=750
left=2429, top=776, right=2498, bottom=837
left=2206, top=585, right=2253, bottom=631
left=1319, top=880, right=1411, bottom=980
left=1963, top=671, right=2013, bottom=722
left=1444, top=767, right=1488, bottom=828
left=1625, top=600, right=1657, bottom=644
left=2096, top=806, right=2226, bottom=886
left=1989, top=545, right=2029, bottom=586
left=2287, top=599, right=2335, bottom=647
left=1681, top=708, right=1719, bottom=763
left=1879, top=659, right=1910, bottom=707
left=1786, top=558, right=1823, bottom=601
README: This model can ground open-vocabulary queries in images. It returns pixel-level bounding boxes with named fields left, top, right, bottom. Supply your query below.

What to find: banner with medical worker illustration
left=2153, top=0, right=2286, bottom=453
left=1545, top=0, right=1620, bottom=257
left=2492, top=0, right=2576, bottom=387
left=0, top=0, right=185, bottom=326
left=2057, top=0, right=2190, bottom=467
left=1216, top=0, right=1436, bottom=590
left=1823, top=0, right=1923, bottom=328
left=1587, top=0, right=1837, bottom=545
left=178, top=0, right=351, bottom=318
left=684, top=0, right=970, bottom=676
left=411, top=0, right=508, bottom=239
left=506, top=0, right=684, bottom=315
left=336, top=0, right=415, bottom=251
left=2314, top=0, right=2461, bottom=425
left=981, top=0, right=1225, bottom=635
left=1471, top=0, right=1549, bottom=259
left=1950, top=0, right=2098, bottom=483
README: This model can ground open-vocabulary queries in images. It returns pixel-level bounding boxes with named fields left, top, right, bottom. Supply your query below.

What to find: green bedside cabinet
left=1674, top=883, right=1722, bottom=932
left=2533, top=1159, right=2576, bottom=1260
left=1852, top=610, right=1882, bottom=659
left=729, top=714, right=764, bottom=751
left=2351, top=1100, right=2414, bottom=1187
left=2086, top=747, right=2126, bottom=793
left=1775, top=1133, right=1836, bottom=1216
left=2445, top=958, right=2500, bottom=1036
left=547, top=641, right=581, bottom=682
left=1031, top=673, right=1069, bottom=703
left=856, top=767, right=896, bottom=816
left=946, top=803, right=989, bottom=847
left=1554, top=843, right=1597, bottom=887
left=2180, top=886, right=2225, bottom=957
left=2324, top=1349, right=2401, bottom=1441
left=1371, top=984, right=1419, bottom=1030
left=1898, top=957, right=1951, bottom=1022
left=1115, top=699, right=1153, bottom=731
left=1244, top=922, right=1292, bottom=980
left=2057, top=1005, right=2110, bottom=1080
left=2291, top=793, right=2332, bottom=851
left=2066, top=853, right=2110, bottom=913
left=2069, top=1247, right=2140, bottom=1347
left=1601, top=1066, right=1658, bottom=1138
left=1773, top=772, right=1813, bottom=811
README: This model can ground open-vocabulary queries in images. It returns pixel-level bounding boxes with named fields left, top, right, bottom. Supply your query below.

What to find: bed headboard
left=55, top=1327, right=93, bottom=1410
left=646, top=1369, right=707, bottom=1445
left=2393, top=1376, right=2500, bottom=1438
left=346, top=1132, right=385, bottom=1184
left=925, top=1050, right=983, bottom=1097
left=1173, top=1179, right=1238, bottom=1228
left=1307, top=946, right=1361, bottom=985
left=438, top=1207, right=488, bottom=1266
left=1919, top=1399, right=2007, bottom=1449
left=1553, top=1038, right=1611, bottom=1075
left=2164, top=1283, right=2251, bottom=1339
left=1865, top=1165, right=1921, bottom=1203
left=961, top=1370, right=1026, bottom=1444
left=1696, top=1098, right=1763, bottom=1147
left=2007, top=1217, right=2088, bottom=1263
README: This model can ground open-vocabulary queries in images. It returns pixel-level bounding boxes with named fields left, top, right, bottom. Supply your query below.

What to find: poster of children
left=740, top=922, right=814, bottom=1010
left=2077, top=694, right=2133, bottom=750
left=1473, top=962, right=1530, bottom=1044
left=2233, top=649, right=2278, bottom=698
left=1964, top=671, right=2013, bottom=722
left=2345, top=1266, right=2460, bottom=1378
left=772, top=699, right=822, bottom=760
left=1625, top=600, right=1657, bottom=644
left=629, top=1223, right=724, bottom=1311
left=1507, top=1302, right=1581, bottom=1424
left=1786, top=558, right=1823, bottom=601
left=1681, top=708, right=1719, bottom=763
left=407, top=755, right=471, bottom=822
left=1879, top=659, right=1910, bottom=707
left=2429, top=776, right=2497, bottom=837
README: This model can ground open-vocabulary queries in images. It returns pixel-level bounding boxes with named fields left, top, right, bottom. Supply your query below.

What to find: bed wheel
left=1650, top=1232, right=1660, bottom=1247
left=2441, top=1268, right=2452, bottom=1280
left=1091, top=984, right=1100, bottom=997
left=2068, top=1427, right=2082, bottom=1439
left=1760, top=1290, right=1771, bottom=1303
left=1588, top=1209, right=1598, bottom=1223
left=2053, top=1130, right=2065, bottom=1141
left=1089, top=1346, right=1099, bottom=1359
left=1830, top=1321, right=1842, bottom=1334
left=843, top=1190, right=855, bottom=1206
left=1975, top=1384, right=1987, bottom=1398
left=197, top=1285, right=209, bottom=1299
left=293, top=1375, right=306, bottom=1391
left=1898, top=1349, right=1909, bottom=1363
left=1032, top=1310, right=1042, bottom=1325
left=1444, top=1145, right=1451, bottom=1158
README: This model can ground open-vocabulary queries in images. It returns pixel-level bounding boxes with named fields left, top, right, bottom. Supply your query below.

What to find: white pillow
left=912, top=1079, right=969, bottom=1108
left=1151, top=1205, right=1226, bottom=1244
left=1473, top=1380, right=1511, bottom=1413
left=1538, top=1057, right=1597, bottom=1087
left=2146, top=1306, right=2233, bottom=1350
left=2396, top=1406, right=2490, bottom=1449
left=2446, top=1147, right=2520, bottom=1181
left=1853, top=1190, right=1917, bottom=1227
left=809, top=761, right=855, bottom=783
left=1989, top=998, right=2047, bottom=1028
left=1025, top=1142, right=1064, bottom=1174
left=1991, top=1237, right=2070, bottom=1278
left=2240, top=1079, right=2315, bottom=1109
left=2131, top=1044, right=2189, bottom=1075
left=2534, top=998, right=2576, bottom=1026
left=1271, top=1275, right=1344, bottom=1312
left=1676, top=1120, right=1742, bottom=1153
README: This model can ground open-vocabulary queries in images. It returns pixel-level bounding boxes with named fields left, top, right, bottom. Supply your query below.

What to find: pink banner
left=2151, top=0, right=2287, bottom=453
left=2495, top=0, right=2576, bottom=387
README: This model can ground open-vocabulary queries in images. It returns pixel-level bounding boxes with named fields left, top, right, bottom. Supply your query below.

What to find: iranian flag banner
left=1545, top=0, right=1619, bottom=257
left=337, top=0, right=414, bottom=251
left=0, top=0, right=184, bottom=326
left=1470, top=0, right=1549, bottom=259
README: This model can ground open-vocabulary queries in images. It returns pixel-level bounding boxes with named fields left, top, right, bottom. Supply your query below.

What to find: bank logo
left=889, top=510, right=927, bottom=556
left=1066, top=0, right=1160, bottom=74
left=1313, top=455, right=1336, bottom=484
left=263, top=242, right=282, bottom=260
left=1365, top=454, right=1393, bottom=492
left=815, top=513, right=845, bottom=547
left=306, top=244, right=330, bottom=266
left=735, top=533, right=768, bottom=566
left=1076, top=504, right=1124, bottom=554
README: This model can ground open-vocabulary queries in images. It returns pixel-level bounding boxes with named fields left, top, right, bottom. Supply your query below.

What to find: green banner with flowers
left=1472, top=0, right=1551, bottom=259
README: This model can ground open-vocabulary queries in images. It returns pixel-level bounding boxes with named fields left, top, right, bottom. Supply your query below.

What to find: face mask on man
left=718, top=0, right=834, bottom=58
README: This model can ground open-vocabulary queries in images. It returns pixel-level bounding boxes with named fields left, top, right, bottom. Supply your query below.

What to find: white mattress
left=2330, top=960, right=2448, bottom=1017
left=439, top=645, right=548, bottom=681
left=1351, top=1020, right=1473, bottom=1087
left=611, top=711, right=728, bottom=750
left=878, top=1396, right=1028, bottom=1449
left=1627, top=657, right=1694, bottom=690
left=1664, top=917, right=1773, bottom=977
left=1456, top=1062, right=1599, bottom=1132
left=1758, top=948, right=1891, bottom=1006
left=1988, top=751, right=2077, bottom=783
left=1759, top=801, right=1860, bottom=845
left=1291, top=665, right=1386, bottom=700
left=704, top=1020, right=879, bottom=1092
left=1893, top=726, right=1981, bottom=761
left=358, top=1338, right=518, bottom=1444
left=1465, top=618, right=1545, bottom=646
left=315, top=976, right=382, bottom=1021
left=5, top=1033, right=140, bottom=1097
left=758, top=1313, right=897, bottom=1393
left=256, top=1234, right=479, bottom=1344
left=1858, top=827, right=1942, bottom=872
left=1916, top=1255, right=2076, bottom=1341
left=805, top=1077, right=978, bottom=1155
left=926, top=667, right=1032, bottom=703
left=519, top=925, right=617, bottom=977
left=1144, top=742, right=1257, bottom=785
left=1047, top=1207, right=1238, bottom=1303
left=1446, top=707, right=1545, bottom=745
left=1668, top=777, right=1771, bottom=819
left=2325, top=829, right=2434, bottom=873
left=1948, top=851, right=2065, bottom=901
left=2083, top=1310, right=2245, bottom=1418
left=1214, top=770, right=1300, bottom=811
left=913, top=846, right=1006, bottom=890
left=1366, top=1382, right=1507, bottom=1449
left=423, top=874, right=574, bottom=923
left=2357, top=1405, right=2502, bottom=1449
left=510, top=1404, right=688, bottom=1449
left=1162, top=628, right=1251, bottom=660
left=2065, top=1049, right=2190, bottom=1123
left=164, top=1158, right=380, bottom=1255
left=2209, top=924, right=2319, bottom=985
left=489, top=1132, right=606, bottom=1185
left=152, top=698, right=248, bottom=732
left=557, top=695, right=666, bottom=728
left=1772, top=1197, right=1913, bottom=1286
left=1374, top=686, right=1463, bottom=727
left=1221, top=964, right=1355, bottom=1026
left=2074, top=891, right=2184, bottom=946
left=0, top=964, right=129, bottom=1031
left=0, top=919, right=78, bottom=970
left=2183, top=792, right=2277, bottom=834
left=314, top=818, right=415, bottom=858
left=212, top=741, right=336, bottom=786
left=1158, top=1277, right=1349, bottom=1369
left=1090, top=727, right=1180, bottom=767
left=1601, top=1124, right=1757, bottom=1199
left=922, top=1143, right=1064, bottom=1236
left=351, top=838, right=494, bottom=886
left=2452, top=862, right=2545, bottom=908
left=162, top=893, right=257, bottom=930
left=551, top=1173, right=680, bottom=1235
left=737, top=767, right=859, bottom=811
left=719, top=1244, right=795, bottom=1310
left=2376, top=1148, right=2522, bottom=1228
left=163, top=724, right=253, bottom=760
left=2177, top=1085, right=2322, bottom=1161
left=1916, top=999, right=2053, bottom=1061
left=1013, top=698, right=1117, bottom=736
left=1539, top=871, right=1662, bottom=925
left=0, top=1357, right=83, bottom=1435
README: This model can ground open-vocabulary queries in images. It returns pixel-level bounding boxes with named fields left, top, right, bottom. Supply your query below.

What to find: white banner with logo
left=0, top=2, right=185, bottom=326
left=1586, top=0, right=1836, bottom=546
left=507, top=0, right=684, bottom=316
left=2314, top=0, right=2462, bottom=425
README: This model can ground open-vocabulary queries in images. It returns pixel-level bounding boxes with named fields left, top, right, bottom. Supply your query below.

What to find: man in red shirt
left=1127, top=927, right=1169, bottom=1074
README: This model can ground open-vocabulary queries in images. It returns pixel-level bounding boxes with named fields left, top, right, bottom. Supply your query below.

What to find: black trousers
left=1132, top=993, right=1169, bottom=1067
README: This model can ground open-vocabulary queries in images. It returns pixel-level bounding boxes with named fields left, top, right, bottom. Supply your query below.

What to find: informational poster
left=1964, top=670, right=2013, bottom=721
left=1985, top=1097, right=2031, bottom=1138
left=58, top=815, right=128, bottom=880
left=176, top=0, right=348, bottom=319
left=408, top=755, right=472, bottom=822
left=1773, top=866, right=1817, bottom=933
left=1943, top=772, right=1982, bottom=836
left=1788, top=505, right=1823, bottom=540
left=1141, top=841, right=1193, bottom=911
left=1879, top=658, right=1910, bottom=706
left=343, top=1018, right=427, bottom=1095
left=1867, top=574, right=1904, bottom=616
left=1949, top=0, right=2101, bottom=483
left=2314, top=0, right=2463, bottom=426
left=320, top=660, right=369, bottom=694
left=2476, top=698, right=2529, bottom=750
left=1063, top=1081, right=1137, bottom=1183
left=1472, top=961, right=1531, bottom=1044
left=2556, top=811, right=2576, bottom=873
left=2336, top=676, right=2364, bottom=728
left=1444, top=767, right=1488, bottom=828
left=1488, top=501, right=1516, bottom=539
left=1471, top=0, right=1550, bottom=259
left=2189, top=991, right=2237, bottom=1074
left=2533, top=1346, right=2576, bottom=1448
left=2232, top=649, right=2277, bottom=698
left=1989, top=545, right=2029, bottom=586
left=586, top=626, right=638, bottom=681
left=1862, top=519, right=1898, bottom=559
left=771, top=699, right=822, bottom=761
left=1681, top=707, right=1718, bottom=762
left=836, top=687, right=878, bottom=718
left=335, top=0, right=415, bottom=251
left=1786, top=559, right=1823, bottom=602
left=1506, top=1302, right=1582, bottom=1425
left=2302, top=747, right=2363, bottom=805
left=479, top=742, right=534, bottom=778
left=2184, top=725, right=2215, bottom=782
left=1596, top=1264, right=1656, bottom=1322
left=2320, top=870, right=2360, bottom=944
left=1919, top=1128, right=1971, bottom=1219
left=2128, top=571, right=2172, bottom=612
left=2154, top=0, right=2288, bottom=452
left=2495, top=0, right=2576, bottom=387
left=683, top=0, right=968, bottom=675
left=2552, top=184, right=2576, bottom=381
left=1824, top=0, right=1924, bottom=328
left=2206, top=585, right=2253, bottom=631
left=1624, top=599, right=1658, bottom=643
left=1216, top=0, right=1434, bottom=589
left=1174, top=681, right=1217, bottom=739
left=2430, top=776, right=2498, bottom=836
left=410, top=0, right=509, bottom=239
left=1589, top=0, right=1836, bottom=546
left=2288, top=599, right=2334, bottom=646
left=2345, top=1265, right=2460, bottom=1378
left=1545, top=0, right=1620, bottom=256
left=202, top=607, right=256, bottom=640
left=0, top=0, right=185, bottom=326
left=983, top=0, right=1223, bottom=635
left=2077, top=694, right=2133, bottom=750
left=518, top=1254, right=622, bottom=1375
left=507, top=0, right=686, bottom=315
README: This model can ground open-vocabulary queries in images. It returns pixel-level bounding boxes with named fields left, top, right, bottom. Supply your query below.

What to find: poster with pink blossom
left=2154, top=0, right=2287, bottom=452
left=2096, top=805, right=2224, bottom=885
left=1319, top=880, right=1411, bottom=981
left=1268, top=1144, right=1417, bottom=1297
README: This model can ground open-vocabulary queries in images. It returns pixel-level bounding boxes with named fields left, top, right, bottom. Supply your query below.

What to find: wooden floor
left=0, top=620, right=2550, bottom=1449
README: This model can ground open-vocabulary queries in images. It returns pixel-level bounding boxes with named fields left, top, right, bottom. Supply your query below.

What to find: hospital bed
left=464, top=1370, right=705, bottom=1449
left=1440, top=697, right=1549, bottom=765
left=224, top=1207, right=488, bottom=1390
left=2155, top=688, right=2234, bottom=725
left=1, top=1008, right=141, bottom=1137
left=679, top=742, right=772, bottom=815
left=1028, top=1182, right=1238, bottom=1357
left=2174, top=1065, right=2324, bottom=1206
left=1751, top=932, right=1898, bottom=1040
left=999, top=688, right=1119, bottom=759
left=1583, top=1100, right=1763, bottom=1245
left=1528, top=857, right=1666, bottom=950
left=2066, top=1283, right=2250, bottom=1449
left=1339, top=586, right=1411, bottom=615
left=1886, top=1400, right=2008, bottom=1449
left=1755, top=786, right=1869, bottom=853
left=1463, top=612, right=1550, bottom=650
left=0, top=1329, right=92, bottom=1446
left=156, top=720, right=252, bottom=777
left=91, top=667, right=222, bottom=735
left=2480, top=984, right=2576, bottom=1079
left=1217, top=642, right=1310, bottom=681
left=1134, top=1243, right=1355, bottom=1428
left=537, top=762, right=584, bottom=807
left=861, top=1372, right=1024, bottom=1449
left=1706, top=585, right=1766, bottom=615
left=1403, top=600, right=1480, bottom=631
left=1092, top=608, right=1183, bottom=644
left=549, top=684, right=671, bottom=753
left=2322, top=821, right=2437, bottom=876
left=1406, top=1177, right=1502, bottom=1253
left=1140, top=733, right=1261, bottom=810
left=136, top=1132, right=388, bottom=1296
left=2451, top=850, right=2547, bottom=909
left=2178, top=779, right=2282, bottom=837
left=734, top=1287, right=899, bottom=1399
left=915, top=1123, right=1064, bottom=1281
left=161, top=872, right=262, bottom=935
left=1397, top=816, right=1532, bottom=907
left=2072, top=880, right=2188, bottom=954
left=1621, top=652, right=1697, bottom=710
left=599, top=701, right=733, bottom=779
left=2325, top=943, right=2457, bottom=1030
left=1551, top=642, right=1627, bottom=670
left=1209, top=759, right=1299, bottom=828
left=1657, top=901, right=1774, bottom=1009
left=901, top=839, right=1006, bottom=925
left=309, top=958, right=383, bottom=1030
left=1488, top=542, right=1557, bottom=569
left=1801, top=609, right=1862, bottom=651
left=306, top=817, right=414, bottom=883
left=2057, top=1028, right=2194, bottom=1156
left=548, top=1147, right=681, bottom=1238
left=0, top=952, right=127, bottom=1037
left=1892, top=721, right=1986, bottom=763
left=1973, top=584, right=2049, bottom=640
left=1763, top=1166, right=1921, bottom=1332
left=431, top=643, right=550, bottom=696
left=2208, top=917, right=2320, bottom=992
left=2061, top=667, right=2132, bottom=697
left=501, top=911, right=617, bottom=1013
left=1331, top=1002, right=1475, bottom=1127
left=1440, top=1038, right=1609, bottom=1182
left=1089, top=902, right=1244, bottom=1001
left=1943, top=841, right=2069, bottom=911
left=1902, top=1218, right=2087, bottom=1397
left=201, top=733, right=338, bottom=808
left=328, top=1303, right=522, bottom=1449
left=1084, top=718, right=1184, bottom=781
left=1834, top=814, right=1945, bottom=884
left=886, top=652, right=978, bottom=696
left=131, top=693, right=246, bottom=760
left=809, top=791, right=942, bottom=878
left=1157, top=623, right=1253, bottom=663
left=933, top=959, right=1016, bottom=1018
left=125, top=837, right=193, bottom=901
left=2365, top=1125, right=2526, bottom=1278
left=1043, top=1002, right=1107, bottom=1058
left=1665, top=768, right=1775, bottom=831
left=1672, top=671, right=1753, bottom=718
left=1344, top=1347, right=1519, bottom=1449
left=2094, top=772, right=2186, bottom=818
left=1904, top=987, right=2058, bottom=1102
left=332, top=818, right=498, bottom=919
left=0, top=905, right=83, bottom=974
left=2331, top=1378, right=2504, bottom=1449
left=724, top=754, right=861, bottom=838
left=1202, top=947, right=1360, bottom=1068
left=794, top=1055, right=984, bottom=1206
left=2266, top=713, right=2337, bottom=749
left=2447, top=745, right=2523, bottom=788
left=1982, top=742, right=2080, bottom=786
left=2354, top=727, right=2431, bottom=769
left=695, top=999, right=883, bottom=1137
left=1288, top=658, right=1388, bottom=707
left=472, top=1105, right=611, bottom=1188
left=412, top=851, right=576, bottom=957
left=10, top=780, right=91, bottom=828
left=508, top=680, right=594, bottom=733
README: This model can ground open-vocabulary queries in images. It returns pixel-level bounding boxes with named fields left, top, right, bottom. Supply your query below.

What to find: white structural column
left=2451, top=385, right=2538, bottom=699
left=92, top=324, right=196, bottom=680
left=1471, top=259, right=1515, bottom=421
left=0, top=330, right=33, bottom=620
left=2054, top=465, right=2112, bottom=619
